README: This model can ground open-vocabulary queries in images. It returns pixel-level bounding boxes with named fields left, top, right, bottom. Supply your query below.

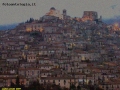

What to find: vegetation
left=26, top=18, right=34, bottom=23
left=1, top=76, right=103, bottom=90
left=10, top=76, right=25, bottom=90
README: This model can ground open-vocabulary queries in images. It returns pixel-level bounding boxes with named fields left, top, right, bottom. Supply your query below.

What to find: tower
left=99, top=15, right=102, bottom=21
left=63, top=9, right=67, bottom=16
left=63, top=9, right=67, bottom=20
left=82, top=11, right=98, bottom=21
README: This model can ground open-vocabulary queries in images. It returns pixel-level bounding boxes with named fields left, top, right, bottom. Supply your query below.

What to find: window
left=64, top=80, right=66, bottom=85
left=34, top=26, right=36, bottom=29
left=32, top=71, right=34, bottom=75
left=53, top=80, right=55, bottom=84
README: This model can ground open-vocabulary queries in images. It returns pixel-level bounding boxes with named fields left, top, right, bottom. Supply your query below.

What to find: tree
left=77, top=84, right=81, bottom=90
left=10, top=81, right=15, bottom=87
left=20, top=85, right=25, bottom=90
left=98, top=76, right=101, bottom=84
left=29, top=18, right=34, bottom=23
left=16, top=75, right=20, bottom=87
left=28, top=80, right=48, bottom=90
left=83, top=77, right=85, bottom=85
left=88, top=80, right=92, bottom=86
left=25, top=20, right=29, bottom=23
left=70, top=84, right=76, bottom=90
left=89, top=85, right=94, bottom=90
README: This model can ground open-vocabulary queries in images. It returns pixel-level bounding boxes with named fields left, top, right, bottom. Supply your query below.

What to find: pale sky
left=0, top=0, right=120, bottom=25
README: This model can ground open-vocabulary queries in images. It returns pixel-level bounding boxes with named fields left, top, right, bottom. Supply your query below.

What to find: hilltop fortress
left=16, top=7, right=103, bottom=32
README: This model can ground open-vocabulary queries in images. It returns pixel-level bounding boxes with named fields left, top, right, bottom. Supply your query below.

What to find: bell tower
left=63, top=9, right=67, bottom=16
left=63, top=9, right=67, bottom=19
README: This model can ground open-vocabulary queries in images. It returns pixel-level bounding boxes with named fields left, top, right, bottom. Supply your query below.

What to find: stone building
left=82, top=11, right=98, bottom=21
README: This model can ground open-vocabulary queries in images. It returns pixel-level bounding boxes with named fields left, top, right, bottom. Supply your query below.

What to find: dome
left=50, top=7, right=56, bottom=10
left=63, top=9, right=66, bottom=11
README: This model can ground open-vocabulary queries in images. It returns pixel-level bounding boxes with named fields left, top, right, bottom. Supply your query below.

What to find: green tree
left=70, top=84, right=76, bottom=90
left=16, top=75, right=20, bottom=87
left=88, top=80, right=92, bottom=86
left=28, top=80, right=43, bottom=90
left=77, top=84, right=81, bottom=90
left=10, top=81, right=15, bottom=87
left=29, top=18, right=34, bottom=23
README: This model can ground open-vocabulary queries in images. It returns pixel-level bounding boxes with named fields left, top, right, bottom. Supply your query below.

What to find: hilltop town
left=0, top=7, right=120, bottom=90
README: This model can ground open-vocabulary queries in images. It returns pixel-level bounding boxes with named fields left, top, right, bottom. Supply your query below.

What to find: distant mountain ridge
left=103, top=19, right=119, bottom=24
left=103, top=16, right=120, bottom=24
left=0, top=17, right=120, bottom=30
left=0, top=23, right=19, bottom=30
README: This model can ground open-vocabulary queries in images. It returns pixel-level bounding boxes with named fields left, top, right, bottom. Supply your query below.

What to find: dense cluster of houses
left=0, top=7, right=120, bottom=90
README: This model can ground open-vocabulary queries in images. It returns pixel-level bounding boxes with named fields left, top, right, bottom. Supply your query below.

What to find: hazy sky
left=0, top=0, right=120, bottom=25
